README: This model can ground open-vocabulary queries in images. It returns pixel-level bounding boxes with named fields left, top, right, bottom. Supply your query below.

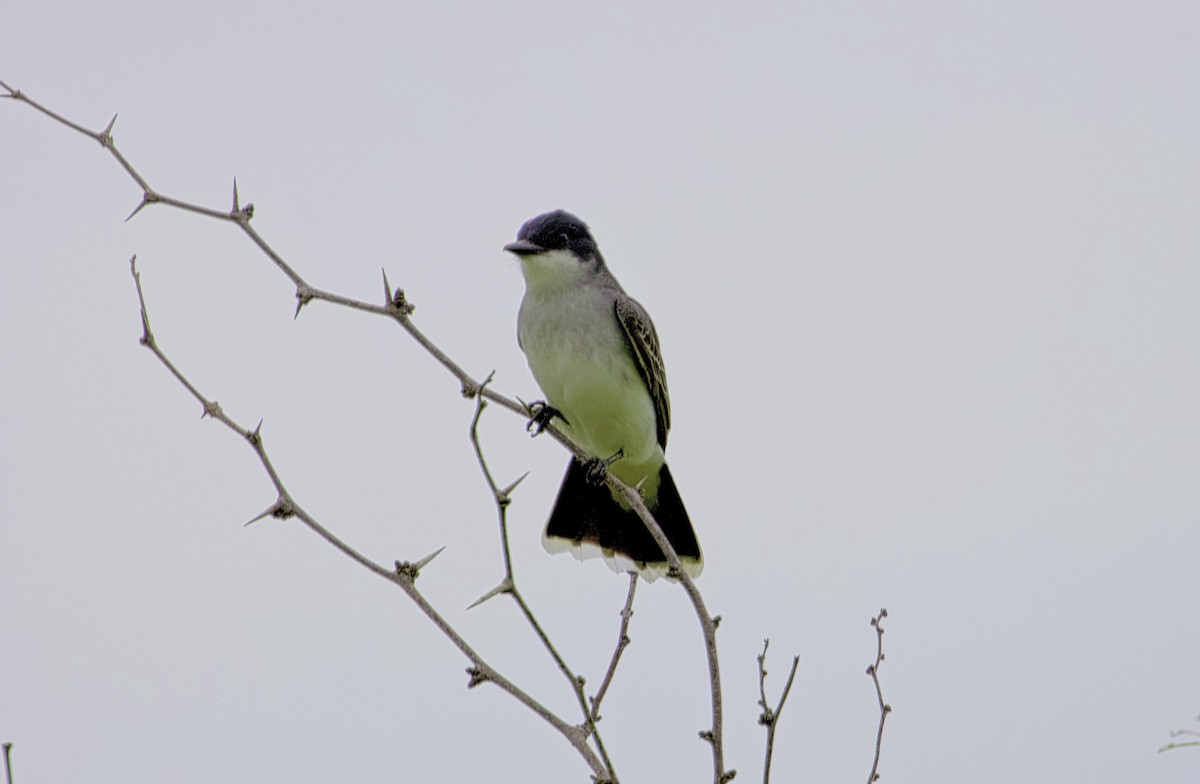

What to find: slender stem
left=467, top=384, right=618, bottom=782
left=128, top=258, right=607, bottom=780
left=5, top=82, right=725, bottom=784
left=866, top=608, right=891, bottom=783
left=590, top=572, right=638, bottom=722
left=756, top=640, right=800, bottom=784
left=618, top=483, right=730, bottom=783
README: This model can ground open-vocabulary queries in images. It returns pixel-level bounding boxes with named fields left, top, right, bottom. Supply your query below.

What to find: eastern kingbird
left=504, top=210, right=702, bottom=579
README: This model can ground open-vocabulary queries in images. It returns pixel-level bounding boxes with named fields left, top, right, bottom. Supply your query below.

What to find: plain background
left=2, top=2, right=1198, bottom=782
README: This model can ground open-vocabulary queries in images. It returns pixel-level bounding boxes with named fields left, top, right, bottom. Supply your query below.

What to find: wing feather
left=614, top=296, right=670, bottom=449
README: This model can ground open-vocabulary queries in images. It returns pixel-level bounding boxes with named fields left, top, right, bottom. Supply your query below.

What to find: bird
left=503, top=210, right=702, bottom=580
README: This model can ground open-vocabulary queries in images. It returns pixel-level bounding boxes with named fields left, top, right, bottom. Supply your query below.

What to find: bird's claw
left=584, top=449, right=624, bottom=486
left=526, top=400, right=568, bottom=436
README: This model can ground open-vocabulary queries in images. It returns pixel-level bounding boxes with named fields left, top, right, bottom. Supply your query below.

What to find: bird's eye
left=559, top=232, right=570, bottom=248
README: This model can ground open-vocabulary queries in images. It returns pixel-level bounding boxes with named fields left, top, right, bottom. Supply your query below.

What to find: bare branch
left=866, top=608, right=892, bottom=783
left=467, top=382, right=619, bottom=781
left=128, top=257, right=608, bottom=780
left=756, top=639, right=800, bottom=784
left=615, top=482, right=732, bottom=784
left=3, top=741, right=12, bottom=784
left=8, top=83, right=728, bottom=784
left=467, top=374, right=518, bottom=581
left=590, top=572, right=638, bottom=723
left=1, top=80, right=502, bottom=408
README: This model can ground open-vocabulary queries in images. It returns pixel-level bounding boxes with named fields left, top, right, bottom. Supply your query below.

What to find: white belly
left=519, top=291, right=663, bottom=488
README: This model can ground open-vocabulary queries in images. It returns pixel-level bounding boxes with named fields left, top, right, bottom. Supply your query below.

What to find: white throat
left=519, top=249, right=596, bottom=295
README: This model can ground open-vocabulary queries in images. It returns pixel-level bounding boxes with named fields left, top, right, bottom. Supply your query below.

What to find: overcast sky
left=3, top=2, right=1199, bottom=782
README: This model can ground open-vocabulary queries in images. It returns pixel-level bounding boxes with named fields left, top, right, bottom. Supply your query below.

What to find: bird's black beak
left=503, top=239, right=543, bottom=256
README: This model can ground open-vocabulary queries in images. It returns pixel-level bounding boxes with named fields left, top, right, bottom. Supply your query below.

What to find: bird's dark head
left=504, top=210, right=598, bottom=260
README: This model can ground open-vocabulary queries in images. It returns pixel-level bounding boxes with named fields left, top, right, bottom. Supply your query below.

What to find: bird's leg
left=525, top=400, right=569, bottom=436
left=584, top=448, right=625, bottom=486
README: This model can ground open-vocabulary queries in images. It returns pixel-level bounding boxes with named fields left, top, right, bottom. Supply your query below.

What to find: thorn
left=499, top=471, right=530, bottom=498
left=246, top=419, right=263, bottom=446
left=466, top=667, right=489, bottom=688
left=294, top=284, right=314, bottom=319
left=394, top=546, right=446, bottom=582
left=413, top=545, right=446, bottom=571
left=201, top=400, right=221, bottom=419
left=100, top=113, right=117, bottom=146
left=228, top=179, right=254, bottom=222
left=125, top=192, right=157, bottom=222
left=381, top=268, right=391, bottom=305
left=467, top=577, right=514, bottom=609
left=244, top=502, right=277, bottom=527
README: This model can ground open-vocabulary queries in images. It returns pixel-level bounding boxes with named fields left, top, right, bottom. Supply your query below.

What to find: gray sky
left=2, top=2, right=1198, bottom=782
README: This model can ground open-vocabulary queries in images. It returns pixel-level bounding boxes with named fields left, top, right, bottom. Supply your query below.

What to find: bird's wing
left=615, top=295, right=670, bottom=448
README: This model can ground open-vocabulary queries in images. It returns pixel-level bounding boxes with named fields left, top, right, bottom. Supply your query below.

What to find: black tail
left=543, top=460, right=703, bottom=578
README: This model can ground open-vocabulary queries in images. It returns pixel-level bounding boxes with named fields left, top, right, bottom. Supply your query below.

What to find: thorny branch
left=866, top=609, right=891, bottom=783
left=590, top=573, right=638, bottom=724
left=620, top=486, right=731, bottom=782
left=128, top=256, right=608, bottom=780
left=0, top=78, right=486, bottom=410
left=756, top=640, right=800, bottom=784
left=467, top=382, right=618, bottom=782
left=3, top=78, right=730, bottom=783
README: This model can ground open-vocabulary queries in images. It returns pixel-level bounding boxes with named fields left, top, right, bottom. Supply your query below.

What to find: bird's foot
left=525, top=400, right=568, bottom=436
left=584, top=449, right=625, bottom=486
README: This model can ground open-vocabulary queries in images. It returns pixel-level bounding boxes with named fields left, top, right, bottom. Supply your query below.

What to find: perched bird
left=504, top=210, right=702, bottom=579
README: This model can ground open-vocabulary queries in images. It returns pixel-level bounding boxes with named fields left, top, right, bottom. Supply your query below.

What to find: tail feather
left=543, top=460, right=703, bottom=579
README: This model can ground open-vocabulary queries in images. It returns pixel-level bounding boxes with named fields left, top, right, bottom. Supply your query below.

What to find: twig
left=590, top=572, right=638, bottom=723
left=617, top=484, right=731, bottom=783
left=756, top=640, right=800, bottom=784
left=3, top=742, right=12, bottom=784
left=467, top=383, right=618, bottom=782
left=5, top=81, right=726, bottom=784
left=0, top=78, right=502, bottom=414
left=127, top=257, right=608, bottom=780
left=866, top=608, right=891, bottom=783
